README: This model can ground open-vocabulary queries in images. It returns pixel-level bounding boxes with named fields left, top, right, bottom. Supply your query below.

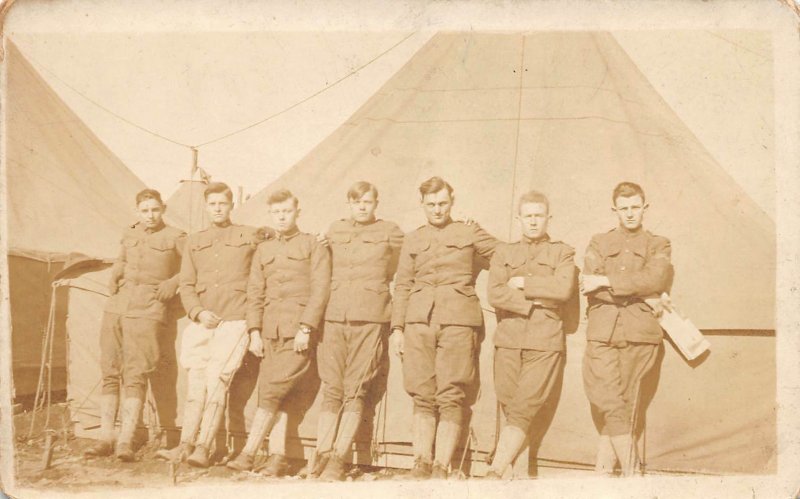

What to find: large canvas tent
left=233, top=32, right=776, bottom=474
left=4, top=41, right=145, bottom=399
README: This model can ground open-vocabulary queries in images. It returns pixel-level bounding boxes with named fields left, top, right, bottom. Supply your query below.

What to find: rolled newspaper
left=658, top=293, right=710, bottom=361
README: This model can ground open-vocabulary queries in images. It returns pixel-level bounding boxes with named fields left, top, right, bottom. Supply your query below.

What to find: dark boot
left=319, top=453, right=346, bottom=482
left=484, top=469, right=503, bottom=480
left=261, top=454, right=289, bottom=477
left=410, top=456, right=432, bottom=479
left=226, top=451, right=255, bottom=472
left=84, top=440, right=114, bottom=458
left=187, top=444, right=210, bottom=468
left=430, top=463, right=448, bottom=479
left=155, top=442, right=193, bottom=462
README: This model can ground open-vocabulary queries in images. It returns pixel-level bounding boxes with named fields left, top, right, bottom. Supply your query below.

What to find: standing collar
left=522, top=233, right=550, bottom=245
left=277, top=226, right=300, bottom=240
left=427, top=217, right=453, bottom=230
left=350, top=217, right=377, bottom=227
left=143, top=221, right=166, bottom=234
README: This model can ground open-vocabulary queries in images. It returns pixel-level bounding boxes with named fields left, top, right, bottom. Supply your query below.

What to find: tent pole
left=189, top=147, right=199, bottom=233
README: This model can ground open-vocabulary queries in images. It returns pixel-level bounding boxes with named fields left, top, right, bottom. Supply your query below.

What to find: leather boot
left=155, top=442, right=193, bottom=462
left=595, top=434, right=618, bottom=476
left=333, top=411, right=361, bottom=459
left=268, top=411, right=288, bottom=457
left=610, top=434, right=637, bottom=477
left=115, top=397, right=143, bottom=462
left=84, top=393, right=118, bottom=457
left=432, top=420, right=461, bottom=477
left=227, top=408, right=275, bottom=472
left=308, top=411, right=338, bottom=477
left=180, top=368, right=207, bottom=445
left=187, top=444, right=210, bottom=468
left=319, top=453, right=346, bottom=482
left=261, top=453, right=289, bottom=477
left=411, top=413, right=436, bottom=474
left=410, top=456, right=432, bottom=479
left=487, top=425, right=526, bottom=478
left=189, top=401, right=225, bottom=467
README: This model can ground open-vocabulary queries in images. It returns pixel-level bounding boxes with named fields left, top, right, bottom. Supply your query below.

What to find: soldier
left=226, top=189, right=331, bottom=477
left=484, top=191, right=576, bottom=478
left=155, top=182, right=269, bottom=467
left=84, top=189, right=186, bottom=461
left=580, top=181, right=671, bottom=477
left=391, top=176, right=499, bottom=479
left=306, top=181, right=404, bottom=481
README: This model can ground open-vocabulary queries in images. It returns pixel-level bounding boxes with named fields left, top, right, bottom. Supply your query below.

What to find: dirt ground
left=11, top=404, right=407, bottom=492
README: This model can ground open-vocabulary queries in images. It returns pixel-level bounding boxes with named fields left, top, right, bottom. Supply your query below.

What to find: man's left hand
left=644, top=297, right=665, bottom=318
left=294, top=329, right=310, bottom=352
left=580, top=274, right=611, bottom=295
left=155, top=279, right=179, bottom=302
left=507, top=276, right=525, bottom=290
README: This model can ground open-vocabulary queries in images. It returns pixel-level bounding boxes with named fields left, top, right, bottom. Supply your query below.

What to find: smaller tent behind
left=4, top=40, right=145, bottom=400
left=166, top=178, right=210, bottom=234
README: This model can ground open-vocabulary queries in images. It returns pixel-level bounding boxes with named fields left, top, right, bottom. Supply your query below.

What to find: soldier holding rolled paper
left=580, top=181, right=671, bottom=477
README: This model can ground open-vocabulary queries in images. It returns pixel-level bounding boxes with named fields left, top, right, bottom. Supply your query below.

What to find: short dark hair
left=517, top=190, right=550, bottom=213
left=347, top=181, right=379, bottom=201
left=612, top=182, right=646, bottom=205
left=418, top=176, right=454, bottom=198
left=204, top=182, right=233, bottom=202
left=135, top=189, right=164, bottom=206
left=266, top=188, right=299, bottom=208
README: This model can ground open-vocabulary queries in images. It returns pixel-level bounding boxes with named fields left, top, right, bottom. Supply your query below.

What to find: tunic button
left=620, top=266, right=626, bottom=271
left=214, top=283, right=219, bottom=288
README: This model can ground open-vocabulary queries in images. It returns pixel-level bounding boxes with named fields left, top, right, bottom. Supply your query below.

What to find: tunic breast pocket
left=504, top=252, right=527, bottom=275
left=408, top=238, right=431, bottom=257
left=285, top=246, right=310, bottom=264
left=123, top=238, right=140, bottom=249
left=328, top=232, right=352, bottom=246
left=191, top=239, right=213, bottom=254
left=533, top=259, right=557, bottom=276
left=444, top=237, right=474, bottom=259
left=359, top=232, right=390, bottom=260
left=225, top=238, right=253, bottom=253
left=259, top=253, right=276, bottom=270
left=149, top=239, right=176, bottom=251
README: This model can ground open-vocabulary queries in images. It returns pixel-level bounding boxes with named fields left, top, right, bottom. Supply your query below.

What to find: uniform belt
left=612, top=298, right=643, bottom=307
left=125, top=280, right=159, bottom=287
left=531, top=300, right=560, bottom=310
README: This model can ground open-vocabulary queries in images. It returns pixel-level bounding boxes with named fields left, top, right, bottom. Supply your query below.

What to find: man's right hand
left=108, top=277, right=120, bottom=296
left=248, top=330, right=264, bottom=358
left=391, top=328, right=404, bottom=358
left=197, top=310, right=222, bottom=329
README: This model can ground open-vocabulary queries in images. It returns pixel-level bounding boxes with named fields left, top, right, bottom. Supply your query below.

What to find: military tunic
left=392, top=219, right=498, bottom=423
left=246, top=228, right=331, bottom=412
left=318, top=219, right=404, bottom=414
left=100, top=222, right=186, bottom=399
left=581, top=227, right=671, bottom=436
left=488, top=235, right=575, bottom=430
